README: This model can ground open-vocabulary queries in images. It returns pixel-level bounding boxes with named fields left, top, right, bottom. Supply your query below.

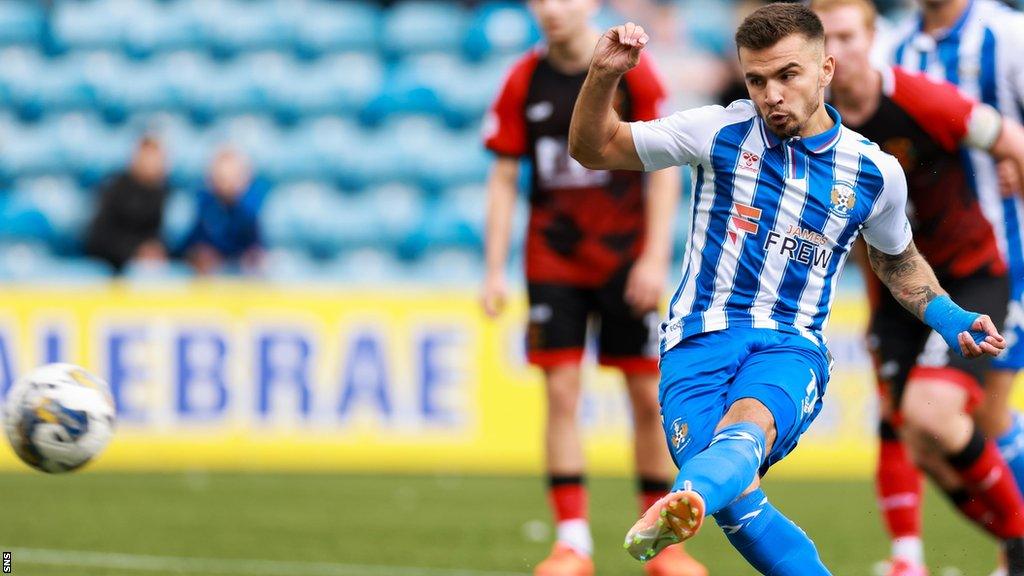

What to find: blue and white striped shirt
left=893, top=0, right=1024, bottom=270
left=631, top=101, right=912, bottom=353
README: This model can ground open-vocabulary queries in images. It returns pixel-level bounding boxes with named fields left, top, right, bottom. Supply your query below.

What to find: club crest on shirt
left=670, top=418, right=690, bottom=453
left=828, top=182, right=857, bottom=218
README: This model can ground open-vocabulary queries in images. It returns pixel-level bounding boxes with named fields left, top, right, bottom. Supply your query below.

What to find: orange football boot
left=534, top=543, right=594, bottom=576
left=644, top=543, right=709, bottom=576
left=625, top=487, right=705, bottom=562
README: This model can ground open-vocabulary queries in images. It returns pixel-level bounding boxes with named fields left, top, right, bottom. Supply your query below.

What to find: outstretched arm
left=568, top=23, right=649, bottom=171
left=985, top=116, right=1024, bottom=199
left=867, top=242, right=1004, bottom=358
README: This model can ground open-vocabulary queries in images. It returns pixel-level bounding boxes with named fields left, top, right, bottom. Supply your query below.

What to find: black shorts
left=526, top=264, right=660, bottom=373
left=868, top=272, right=1009, bottom=409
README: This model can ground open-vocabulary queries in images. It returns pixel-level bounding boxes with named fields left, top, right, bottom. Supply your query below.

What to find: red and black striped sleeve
left=621, top=52, right=668, bottom=122
left=887, top=66, right=975, bottom=152
left=483, top=51, right=540, bottom=157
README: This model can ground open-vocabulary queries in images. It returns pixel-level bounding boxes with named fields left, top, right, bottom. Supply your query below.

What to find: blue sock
left=997, top=411, right=1024, bottom=493
left=672, top=422, right=766, bottom=516
left=713, top=488, right=831, bottom=576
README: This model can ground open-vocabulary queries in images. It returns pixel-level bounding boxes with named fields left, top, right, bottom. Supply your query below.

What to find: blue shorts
left=659, top=328, right=831, bottom=476
left=993, top=196, right=1024, bottom=371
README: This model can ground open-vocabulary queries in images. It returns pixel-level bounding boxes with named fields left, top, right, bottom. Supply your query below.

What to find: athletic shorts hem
left=906, top=365, right=984, bottom=413
left=599, top=355, right=660, bottom=374
left=527, top=348, right=585, bottom=368
left=728, top=386, right=798, bottom=474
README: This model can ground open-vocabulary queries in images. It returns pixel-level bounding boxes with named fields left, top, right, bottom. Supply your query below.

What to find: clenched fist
left=591, top=22, right=649, bottom=76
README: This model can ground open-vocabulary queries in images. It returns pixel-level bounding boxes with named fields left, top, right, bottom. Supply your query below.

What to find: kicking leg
left=624, top=370, right=708, bottom=576
left=714, top=487, right=830, bottom=575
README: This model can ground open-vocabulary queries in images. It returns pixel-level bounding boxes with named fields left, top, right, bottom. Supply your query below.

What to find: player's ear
left=821, top=53, right=835, bottom=88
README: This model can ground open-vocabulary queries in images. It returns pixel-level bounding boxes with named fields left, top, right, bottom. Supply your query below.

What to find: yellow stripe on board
left=0, top=283, right=1014, bottom=477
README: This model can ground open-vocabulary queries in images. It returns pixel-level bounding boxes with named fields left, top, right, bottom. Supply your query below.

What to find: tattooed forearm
left=866, top=243, right=946, bottom=319
left=867, top=245, right=919, bottom=281
left=903, top=285, right=940, bottom=316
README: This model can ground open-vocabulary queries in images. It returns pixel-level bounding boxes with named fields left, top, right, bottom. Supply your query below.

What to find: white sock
left=892, top=536, right=924, bottom=566
left=556, top=519, right=593, bottom=557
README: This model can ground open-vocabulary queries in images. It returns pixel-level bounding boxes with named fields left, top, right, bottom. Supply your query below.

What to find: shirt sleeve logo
left=829, top=182, right=857, bottom=218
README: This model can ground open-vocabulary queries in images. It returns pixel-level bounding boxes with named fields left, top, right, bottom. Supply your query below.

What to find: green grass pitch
left=0, top=473, right=995, bottom=575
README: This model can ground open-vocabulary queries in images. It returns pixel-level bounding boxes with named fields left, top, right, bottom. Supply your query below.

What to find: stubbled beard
left=768, top=119, right=800, bottom=139
left=764, top=96, right=822, bottom=139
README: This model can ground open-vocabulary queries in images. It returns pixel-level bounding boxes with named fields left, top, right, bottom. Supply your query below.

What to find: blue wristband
left=923, top=295, right=985, bottom=355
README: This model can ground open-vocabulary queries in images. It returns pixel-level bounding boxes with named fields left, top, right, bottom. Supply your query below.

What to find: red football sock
left=877, top=436, right=923, bottom=539
left=949, top=429, right=1024, bottom=538
left=638, top=477, right=671, bottom=514
left=549, top=475, right=587, bottom=522
left=947, top=488, right=998, bottom=531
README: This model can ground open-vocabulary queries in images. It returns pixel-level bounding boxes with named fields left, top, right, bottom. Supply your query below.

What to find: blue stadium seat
left=0, top=124, right=66, bottom=178
left=203, top=115, right=317, bottom=183
left=260, top=182, right=352, bottom=257
left=293, top=1, right=382, bottom=57
left=361, top=54, right=456, bottom=124
left=161, top=189, right=197, bottom=251
left=93, top=61, right=178, bottom=120
left=680, top=1, right=733, bottom=54
left=323, top=248, right=410, bottom=284
left=199, top=0, right=295, bottom=58
left=463, top=1, right=539, bottom=60
left=122, top=1, right=203, bottom=58
left=140, top=113, right=215, bottom=186
left=0, top=193, right=56, bottom=245
left=381, top=1, right=469, bottom=57
left=50, top=0, right=130, bottom=52
left=439, top=183, right=485, bottom=241
left=408, top=247, right=483, bottom=285
left=0, top=2, right=44, bottom=46
left=263, top=53, right=385, bottom=121
left=0, top=256, right=115, bottom=283
left=4, top=52, right=94, bottom=119
left=414, top=129, right=491, bottom=190
left=294, top=117, right=370, bottom=188
left=13, top=176, right=91, bottom=252
left=173, top=56, right=261, bottom=121
left=436, top=55, right=513, bottom=125
left=260, top=247, right=324, bottom=284
left=378, top=115, right=456, bottom=188
left=55, top=115, right=135, bottom=186
left=357, top=183, right=426, bottom=249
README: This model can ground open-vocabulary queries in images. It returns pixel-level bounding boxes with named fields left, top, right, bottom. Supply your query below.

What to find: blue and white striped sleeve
left=628, top=104, right=727, bottom=171
left=1000, top=13, right=1024, bottom=112
left=861, top=154, right=913, bottom=255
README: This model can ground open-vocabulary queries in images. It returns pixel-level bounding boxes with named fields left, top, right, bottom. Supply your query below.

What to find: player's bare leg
left=627, top=398, right=830, bottom=574
left=977, top=369, right=1024, bottom=576
left=874, top=383, right=928, bottom=576
left=626, top=399, right=777, bottom=559
left=900, top=376, right=1024, bottom=576
left=535, top=363, right=593, bottom=576
left=977, top=370, right=1016, bottom=440
left=624, top=372, right=707, bottom=576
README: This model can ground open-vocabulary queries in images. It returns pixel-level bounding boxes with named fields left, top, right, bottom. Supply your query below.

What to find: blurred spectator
left=84, top=136, right=169, bottom=272
left=715, top=0, right=766, bottom=106
left=180, top=148, right=267, bottom=275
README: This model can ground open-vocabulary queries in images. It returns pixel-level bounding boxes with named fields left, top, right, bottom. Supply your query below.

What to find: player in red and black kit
left=481, top=1, right=705, bottom=576
left=816, top=1, right=1024, bottom=575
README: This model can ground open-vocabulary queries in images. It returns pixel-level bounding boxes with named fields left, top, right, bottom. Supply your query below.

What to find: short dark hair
left=735, top=3, right=825, bottom=52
